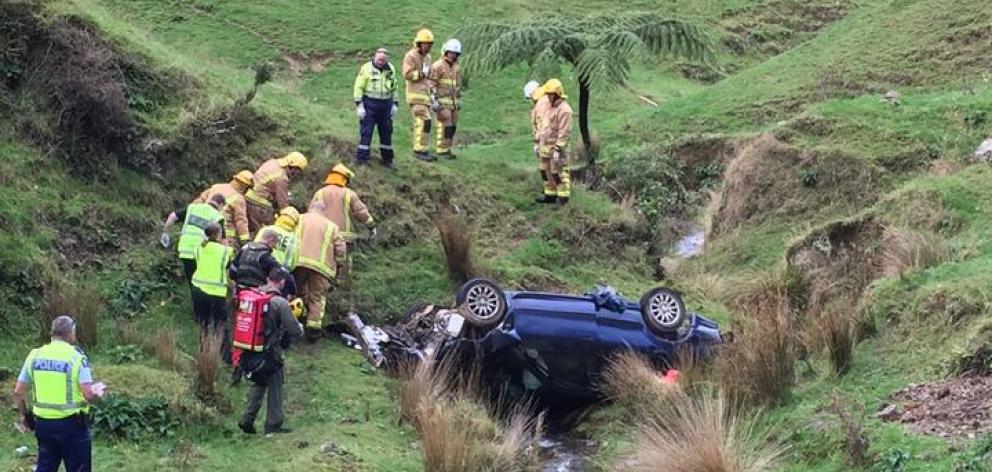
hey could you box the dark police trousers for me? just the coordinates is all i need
[356,97,394,164]
[241,365,285,431]
[190,286,233,365]
[35,415,91,472]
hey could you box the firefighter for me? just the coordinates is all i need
[431,39,463,159]
[237,267,303,435]
[403,28,436,162]
[254,206,301,270]
[536,79,573,204]
[309,164,375,304]
[191,222,234,364]
[245,152,308,233]
[353,48,398,168]
[161,193,227,283]
[13,315,106,472]
[191,170,254,247]
[524,80,551,200]
[293,211,346,337]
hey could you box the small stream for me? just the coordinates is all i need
[675,226,705,258]
[539,435,597,472]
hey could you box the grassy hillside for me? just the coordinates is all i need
[2,0,992,470]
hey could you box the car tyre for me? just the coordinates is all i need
[456,278,507,328]
[640,287,686,334]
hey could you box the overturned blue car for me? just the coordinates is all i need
[345,279,723,399]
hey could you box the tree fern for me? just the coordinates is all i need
[455,11,713,164]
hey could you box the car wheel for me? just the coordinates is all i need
[456,278,507,328]
[640,287,686,334]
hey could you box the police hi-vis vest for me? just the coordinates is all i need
[255,225,299,269]
[192,241,233,297]
[27,341,89,419]
[177,203,223,260]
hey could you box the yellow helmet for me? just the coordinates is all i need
[279,151,308,170]
[233,170,254,186]
[327,163,355,183]
[276,206,300,230]
[542,79,567,99]
[414,28,435,45]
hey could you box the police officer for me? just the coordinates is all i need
[13,315,105,472]
[353,48,398,168]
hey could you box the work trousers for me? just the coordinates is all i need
[294,267,332,329]
[35,416,91,472]
[191,286,233,365]
[246,201,274,235]
[357,97,394,164]
[435,108,458,155]
[181,258,196,285]
[409,103,432,153]
[539,146,571,198]
[241,365,285,432]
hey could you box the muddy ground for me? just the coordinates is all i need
[882,375,992,438]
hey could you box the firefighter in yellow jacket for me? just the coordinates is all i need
[192,170,254,247]
[430,39,463,159]
[293,211,346,335]
[536,79,573,204]
[309,164,375,282]
[245,152,308,233]
[524,81,552,200]
[403,28,436,162]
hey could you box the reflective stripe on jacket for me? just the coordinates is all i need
[246,159,289,210]
[255,224,299,269]
[308,185,373,242]
[431,59,461,109]
[195,183,249,243]
[177,203,223,260]
[27,341,88,419]
[402,48,432,105]
[353,61,397,102]
[192,241,233,297]
[296,212,346,280]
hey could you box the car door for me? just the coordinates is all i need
[511,293,600,391]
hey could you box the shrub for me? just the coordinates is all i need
[830,392,871,467]
[882,227,950,278]
[628,389,785,472]
[109,279,167,319]
[89,393,177,440]
[42,277,102,349]
[106,344,144,364]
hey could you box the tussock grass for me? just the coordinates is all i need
[435,212,476,285]
[805,302,857,375]
[154,328,182,370]
[882,226,950,278]
[717,269,798,408]
[397,356,542,472]
[43,277,102,348]
[602,352,784,472]
[195,329,223,400]
[829,392,871,467]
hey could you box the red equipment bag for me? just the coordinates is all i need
[232,289,273,354]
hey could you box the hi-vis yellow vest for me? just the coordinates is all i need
[177,203,222,260]
[254,225,299,269]
[192,241,233,297]
[27,341,88,419]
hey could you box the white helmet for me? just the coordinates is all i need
[523,81,540,100]
[443,38,462,54]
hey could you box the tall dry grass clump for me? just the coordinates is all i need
[829,392,871,467]
[398,356,543,472]
[629,391,785,472]
[195,329,223,400]
[435,212,476,284]
[881,226,949,278]
[717,270,798,408]
[600,351,682,417]
[155,328,182,370]
[43,278,102,348]
[805,302,857,375]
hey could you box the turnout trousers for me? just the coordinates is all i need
[357,97,395,164]
[435,108,458,155]
[35,416,91,472]
[246,200,274,236]
[409,103,432,153]
[294,267,333,329]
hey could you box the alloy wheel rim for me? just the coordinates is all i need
[467,285,501,319]
[649,292,682,327]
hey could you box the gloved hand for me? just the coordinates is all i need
[533,144,540,157]
[552,149,563,166]
[421,63,430,77]
[456,98,463,111]
[289,298,305,320]
[159,233,171,248]
[356,104,366,119]
[430,99,440,113]
[370,227,378,240]
[390,103,398,117]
